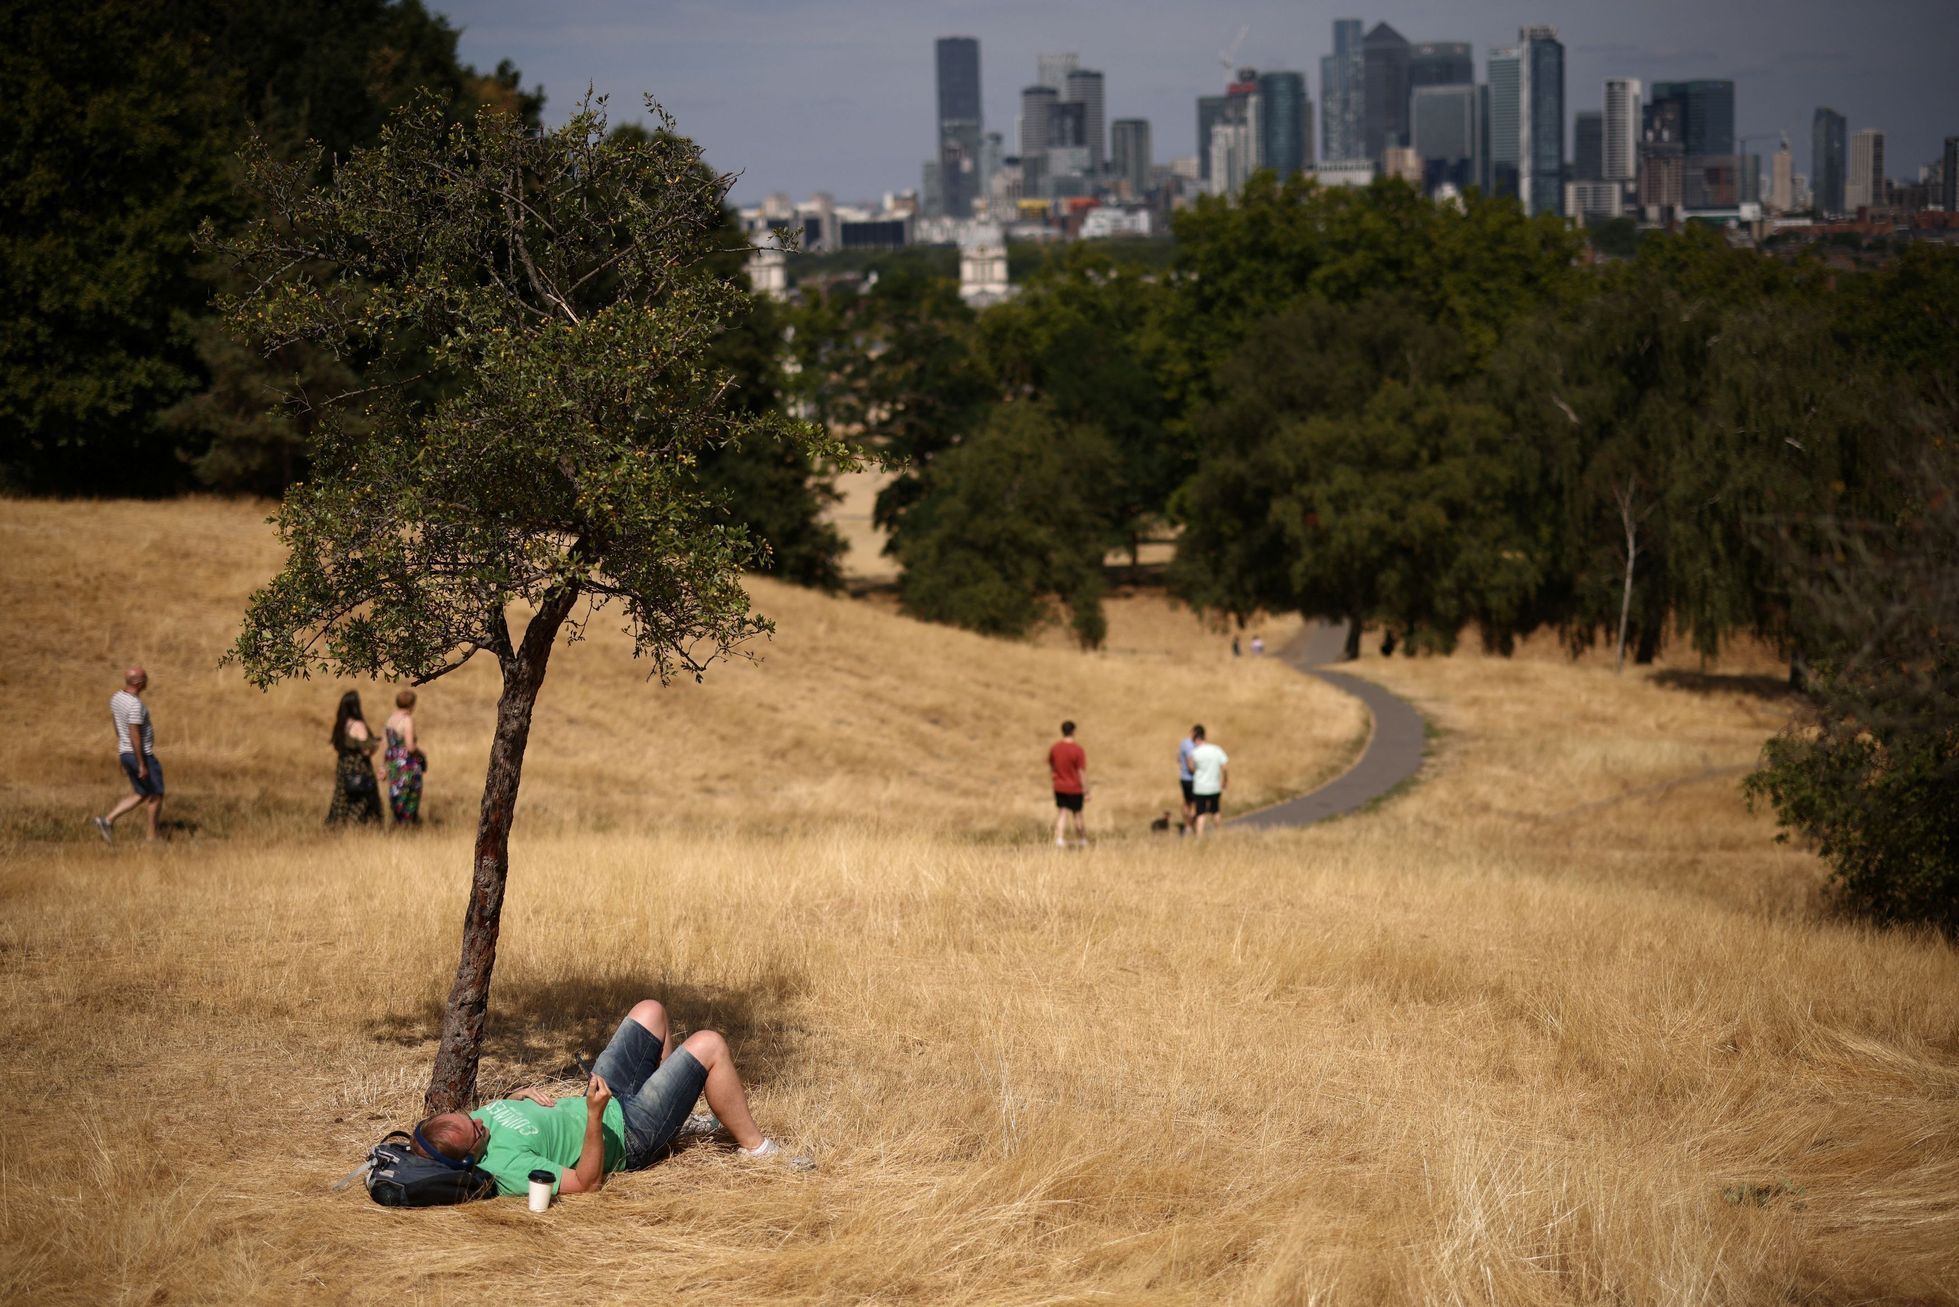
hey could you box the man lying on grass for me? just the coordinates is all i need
[409,998,809,1198]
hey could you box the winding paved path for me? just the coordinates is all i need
[1234,623,1429,830]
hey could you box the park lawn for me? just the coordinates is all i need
[1,498,1956,1304]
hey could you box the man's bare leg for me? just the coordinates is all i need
[624,998,674,1062]
[679,1030,763,1150]
[103,793,144,826]
[144,795,162,840]
[1071,809,1087,847]
[1053,808,1070,846]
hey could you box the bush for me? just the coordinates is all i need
[1745,444,1959,934]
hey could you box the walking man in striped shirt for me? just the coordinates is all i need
[93,666,163,843]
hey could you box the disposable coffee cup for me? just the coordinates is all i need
[527,1169,554,1213]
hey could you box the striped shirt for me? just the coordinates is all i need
[110,690,153,756]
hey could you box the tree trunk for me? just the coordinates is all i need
[1634,619,1661,665]
[1613,481,1640,675]
[1343,615,1363,661]
[424,586,580,1114]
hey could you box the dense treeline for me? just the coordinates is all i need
[3,0,843,588]
[779,175,1955,929]
[2,0,540,497]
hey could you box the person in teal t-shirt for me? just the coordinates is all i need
[409,997,809,1197]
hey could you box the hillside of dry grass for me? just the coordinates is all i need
[2,499,1956,1305]
[0,498,1357,843]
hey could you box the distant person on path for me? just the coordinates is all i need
[1250,634,1265,657]
[1176,724,1200,829]
[407,997,808,1198]
[1049,720,1088,848]
[1231,635,1241,657]
[326,691,383,826]
[1188,725,1230,838]
[91,666,163,843]
[383,689,426,826]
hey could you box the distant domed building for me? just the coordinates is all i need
[958,223,1012,307]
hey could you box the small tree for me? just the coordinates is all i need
[216,95,840,1111]
[1746,442,1959,934]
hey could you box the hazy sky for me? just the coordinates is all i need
[441,0,1958,205]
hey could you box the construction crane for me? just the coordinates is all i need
[1218,24,1248,76]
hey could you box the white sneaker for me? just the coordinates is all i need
[90,816,113,845]
[738,1138,816,1172]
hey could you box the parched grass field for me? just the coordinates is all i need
[2,499,1955,1305]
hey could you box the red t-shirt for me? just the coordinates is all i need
[1049,739,1086,794]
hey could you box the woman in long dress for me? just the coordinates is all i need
[326,690,383,826]
[383,689,426,826]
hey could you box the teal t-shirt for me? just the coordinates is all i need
[470,1096,628,1197]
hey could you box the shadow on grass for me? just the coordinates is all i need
[1650,669,1798,701]
[363,964,812,1096]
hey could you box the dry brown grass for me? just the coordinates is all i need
[0,498,1356,844]
[2,499,1956,1305]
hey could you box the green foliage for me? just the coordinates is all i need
[218,95,842,687]
[1746,443,1959,935]
[896,402,1116,647]
[0,2,236,494]
[782,268,990,542]
[1161,174,1583,422]
[978,245,1177,556]
[0,0,541,496]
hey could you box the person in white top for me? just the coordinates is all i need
[1187,724,1229,839]
[92,666,163,843]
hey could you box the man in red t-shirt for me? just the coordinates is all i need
[1048,720,1088,848]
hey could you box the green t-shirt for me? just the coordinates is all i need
[470,1096,628,1197]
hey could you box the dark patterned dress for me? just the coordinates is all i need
[384,726,424,825]
[326,734,383,825]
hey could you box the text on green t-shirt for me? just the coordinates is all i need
[470,1096,627,1197]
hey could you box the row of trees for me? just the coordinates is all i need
[4,0,845,588]
[780,174,1954,679]
[774,180,1955,932]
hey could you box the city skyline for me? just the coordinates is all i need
[440,0,1958,205]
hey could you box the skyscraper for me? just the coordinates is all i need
[1320,19,1364,163]
[1847,128,1885,210]
[1573,111,1603,181]
[1517,26,1564,217]
[1487,45,1521,200]
[1257,70,1310,178]
[1408,42,1473,93]
[1649,81,1733,156]
[1945,137,1959,213]
[1019,86,1056,155]
[1639,95,1685,210]
[1812,107,1847,215]
[934,37,982,218]
[1196,95,1226,185]
[1361,23,1411,161]
[1771,135,1794,212]
[1037,52,1078,93]
[1411,84,1480,194]
[1648,79,1736,209]
[1064,69,1106,174]
[1603,78,1642,184]
[1111,119,1152,197]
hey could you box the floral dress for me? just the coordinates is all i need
[326,734,383,825]
[384,726,425,824]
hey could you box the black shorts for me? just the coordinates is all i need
[1053,790,1083,812]
[1193,792,1221,816]
[1179,779,1195,803]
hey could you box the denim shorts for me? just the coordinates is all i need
[592,1017,709,1169]
[119,752,165,797]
